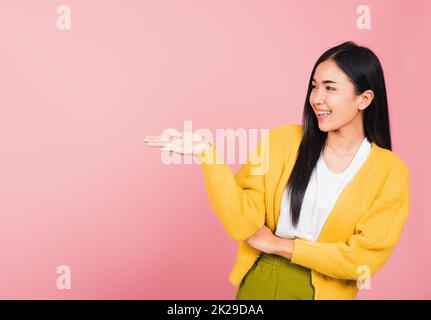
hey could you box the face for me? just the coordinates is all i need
[309,59,373,133]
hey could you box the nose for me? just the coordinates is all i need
[311,87,325,106]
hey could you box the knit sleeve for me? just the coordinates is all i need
[196,130,271,241]
[291,164,410,281]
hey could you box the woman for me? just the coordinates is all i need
[143,41,410,300]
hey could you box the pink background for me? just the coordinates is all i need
[0,0,429,299]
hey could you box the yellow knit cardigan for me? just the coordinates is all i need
[197,124,410,300]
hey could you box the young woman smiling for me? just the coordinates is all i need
[143,41,410,300]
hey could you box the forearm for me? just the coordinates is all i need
[272,237,295,260]
[198,143,266,241]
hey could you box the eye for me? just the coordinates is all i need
[326,86,336,91]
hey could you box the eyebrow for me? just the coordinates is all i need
[311,78,338,84]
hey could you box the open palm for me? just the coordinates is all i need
[142,129,211,156]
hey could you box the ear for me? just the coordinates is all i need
[358,90,374,110]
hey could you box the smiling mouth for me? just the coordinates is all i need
[316,110,332,121]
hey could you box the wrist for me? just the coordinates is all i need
[194,141,212,156]
[272,237,295,260]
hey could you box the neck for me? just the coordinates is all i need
[325,123,365,156]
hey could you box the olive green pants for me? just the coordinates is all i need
[235,253,315,300]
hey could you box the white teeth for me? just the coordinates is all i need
[317,111,331,115]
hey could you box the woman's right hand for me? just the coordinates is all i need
[142,129,212,156]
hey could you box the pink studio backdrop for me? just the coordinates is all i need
[0,0,429,299]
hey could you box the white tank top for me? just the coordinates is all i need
[275,137,372,242]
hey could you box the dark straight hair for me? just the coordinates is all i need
[287,41,392,227]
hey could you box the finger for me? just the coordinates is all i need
[142,136,170,142]
[165,128,182,137]
[159,142,176,152]
[142,139,162,144]
[161,129,182,139]
[145,141,169,147]
[170,144,187,154]
[159,146,173,152]
[160,144,187,155]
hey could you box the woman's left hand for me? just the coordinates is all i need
[245,225,279,254]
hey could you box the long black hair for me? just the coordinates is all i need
[287,41,391,227]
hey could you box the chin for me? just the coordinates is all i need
[317,122,331,132]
